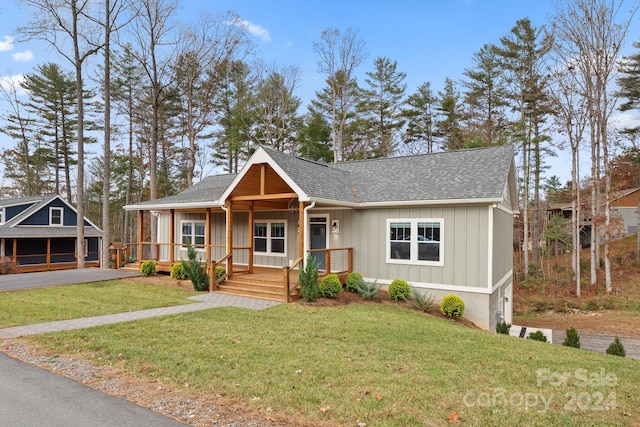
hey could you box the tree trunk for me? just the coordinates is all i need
[101,0,112,269]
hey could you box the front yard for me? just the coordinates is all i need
[5,293,638,426]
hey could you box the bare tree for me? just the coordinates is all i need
[128,0,179,254]
[553,0,637,291]
[548,62,589,296]
[18,0,104,268]
[174,11,250,187]
[313,27,367,162]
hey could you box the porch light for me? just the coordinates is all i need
[332,220,339,234]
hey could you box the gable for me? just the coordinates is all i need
[5,203,36,221]
[19,198,79,226]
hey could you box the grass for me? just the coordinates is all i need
[27,303,640,426]
[0,281,198,328]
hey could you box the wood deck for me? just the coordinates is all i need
[217,266,300,302]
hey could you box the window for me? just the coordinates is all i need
[181,221,206,247]
[50,207,63,226]
[387,218,443,265]
[254,220,287,256]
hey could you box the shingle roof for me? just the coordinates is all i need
[0,195,47,207]
[127,174,236,209]
[330,145,513,203]
[127,145,514,209]
[260,147,355,203]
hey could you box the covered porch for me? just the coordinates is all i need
[121,161,353,302]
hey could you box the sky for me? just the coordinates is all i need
[1,0,640,186]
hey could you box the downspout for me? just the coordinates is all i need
[303,201,316,259]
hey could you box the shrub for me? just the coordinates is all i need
[299,255,320,302]
[528,330,548,342]
[440,294,465,318]
[170,263,188,280]
[357,280,381,300]
[388,279,411,301]
[407,287,434,312]
[140,260,156,277]
[563,327,581,348]
[345,272,363,293]
[606,337,626,357]
[496,320,511,335]
[180,244,209,291]
[0,256,19,275]
[319,274,342,298]
[214,266,226,280]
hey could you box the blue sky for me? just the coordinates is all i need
[1,1,640,185]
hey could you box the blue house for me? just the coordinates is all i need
[0,194,102,272]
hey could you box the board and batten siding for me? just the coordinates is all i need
[347,205,490,288]
[492,208,514,284]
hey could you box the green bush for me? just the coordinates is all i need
[562,327,581,348]
[496,320,511,335]
[606,337,626,357]
[407,287,434,312]
[214,266,226,280]
[170,263,188,280]
[357,280,381,300]
[345,272,363,293]
[180,244,209,291]
[388,279,411,301]
[140,260,156,277]
[319,274,342,298]
[528,330,548,342]
[299,255,320,302]
[440,294,465,318]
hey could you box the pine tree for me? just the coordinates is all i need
[436,78,467,151]
[562,326,581,348]
[401,81,439,154]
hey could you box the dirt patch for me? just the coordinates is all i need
[514,236,640,337]
[121,273,196,291]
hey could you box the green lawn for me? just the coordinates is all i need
[27,303,639,426]
[0,281,198,328]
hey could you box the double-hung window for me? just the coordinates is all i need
[254,220,286,256]
[387,218,443,265]
[50,207,63,226]
[181,221,206,247]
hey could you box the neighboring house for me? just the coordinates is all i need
[124,145,518,331]
[547,187,640,247]
[0,195,102,272]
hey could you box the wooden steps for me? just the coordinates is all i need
[216,278,288,302]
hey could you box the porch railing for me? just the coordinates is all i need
[116,242,226,268]
[283,256,303,303]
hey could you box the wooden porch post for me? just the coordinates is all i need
[137,210,143,261]
[226,201,233,276]
[248,202,254,273]
[205,208,211,262]
[47,238,51,270]
[169,209,175,266]
[12,239,17,264]
[298,201,305,264]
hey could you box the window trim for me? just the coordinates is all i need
[180,220,206,249]
[254,219,288,257]
[386,218,444,266]
[0,207,4,224]
[49,207,64,226]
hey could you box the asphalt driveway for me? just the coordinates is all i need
[0,353,185,426]
[0,268,140,292]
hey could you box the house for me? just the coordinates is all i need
[547,187,640,247]
[0,194,102,272]
[124,145,518,331]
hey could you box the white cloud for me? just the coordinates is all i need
[0,35,14,52]
[0,74,27,95]
[233,18,271,43]
[12,50,33,62]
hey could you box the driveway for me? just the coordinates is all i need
[0,268,140,292]
[0,353,184,426]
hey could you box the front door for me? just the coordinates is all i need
[310,217,327,270]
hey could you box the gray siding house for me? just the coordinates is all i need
[125,145,518,331]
